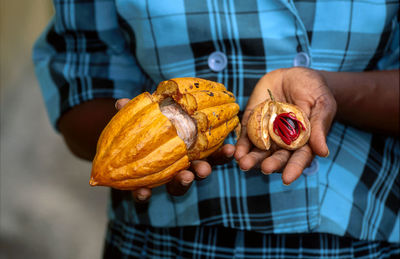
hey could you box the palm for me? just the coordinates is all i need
[235,67,337,184]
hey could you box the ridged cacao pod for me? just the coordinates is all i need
[90,78,240,190]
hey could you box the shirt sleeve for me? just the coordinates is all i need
[376,14,399,70]
[32,0,152,130]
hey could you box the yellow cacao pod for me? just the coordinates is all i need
[90,78,239,190]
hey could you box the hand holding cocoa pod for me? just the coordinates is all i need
[114,99,236,201]
[235,68,337,185]
[90,78,240,192]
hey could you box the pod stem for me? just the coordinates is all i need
[267,89,275,102]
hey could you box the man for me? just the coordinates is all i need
[34,0,399,257]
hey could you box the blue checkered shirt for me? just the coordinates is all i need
[33,0,399,244]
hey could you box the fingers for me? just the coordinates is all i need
[238,148,271,171]
[234,77,275,161]
[132,188,152,203]
[131,146,217,199]
[234,111,253,160]
[166,160,212,196]
[190,160,212,179]
[260,149,291,175]
[234,133,252,161]
[281,145,314,185]
[115,98,130,110]
[166,170,195,196]
[309,94,337,157]
[134,169,197,199]
[259,145,313,185]
[207,144,235,166]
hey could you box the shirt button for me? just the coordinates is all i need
[208,51,227,72]
[303,159,319,176]
[293,52,310,67]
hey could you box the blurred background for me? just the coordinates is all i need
[1,1,109,258]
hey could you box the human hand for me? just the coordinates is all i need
[235,67,337,185]
[115,98,235,202]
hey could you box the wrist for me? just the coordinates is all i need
[313,69,399,135]
[315,70,337,97]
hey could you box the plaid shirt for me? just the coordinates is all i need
[103,223,400,258]
[34,0,399,246]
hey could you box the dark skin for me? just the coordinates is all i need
[319,69,399,135]
[235,68,399,185]
[59,98,118,161]
[59,68,399,201]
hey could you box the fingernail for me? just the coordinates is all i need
[137,194,148,201]
[324,149,330,158]
[181,180,192,186]
[197,174,207,179]
[261,170,271,175]
[240,167,249,172]
[115,101,120,110]
[283,182,290,186]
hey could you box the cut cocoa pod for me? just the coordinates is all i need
[247,90,311,151]
[90,78,239,190]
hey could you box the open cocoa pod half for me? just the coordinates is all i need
[90,78,240,190]
[247,90,311,151]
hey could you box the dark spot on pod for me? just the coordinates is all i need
[222,90,234,98]
[209,127,212,136]
[189,85,193,89]
[194,83,199,88]
[212,112,216,116]
[208,92,214,97]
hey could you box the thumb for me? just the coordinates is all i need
[308,95,337,157]
[234,109,253,160]
[115,98,131,110]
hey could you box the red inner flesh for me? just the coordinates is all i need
[273,112,305,145]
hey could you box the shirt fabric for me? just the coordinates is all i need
[103,222,400,258]
[33,0,400,248]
